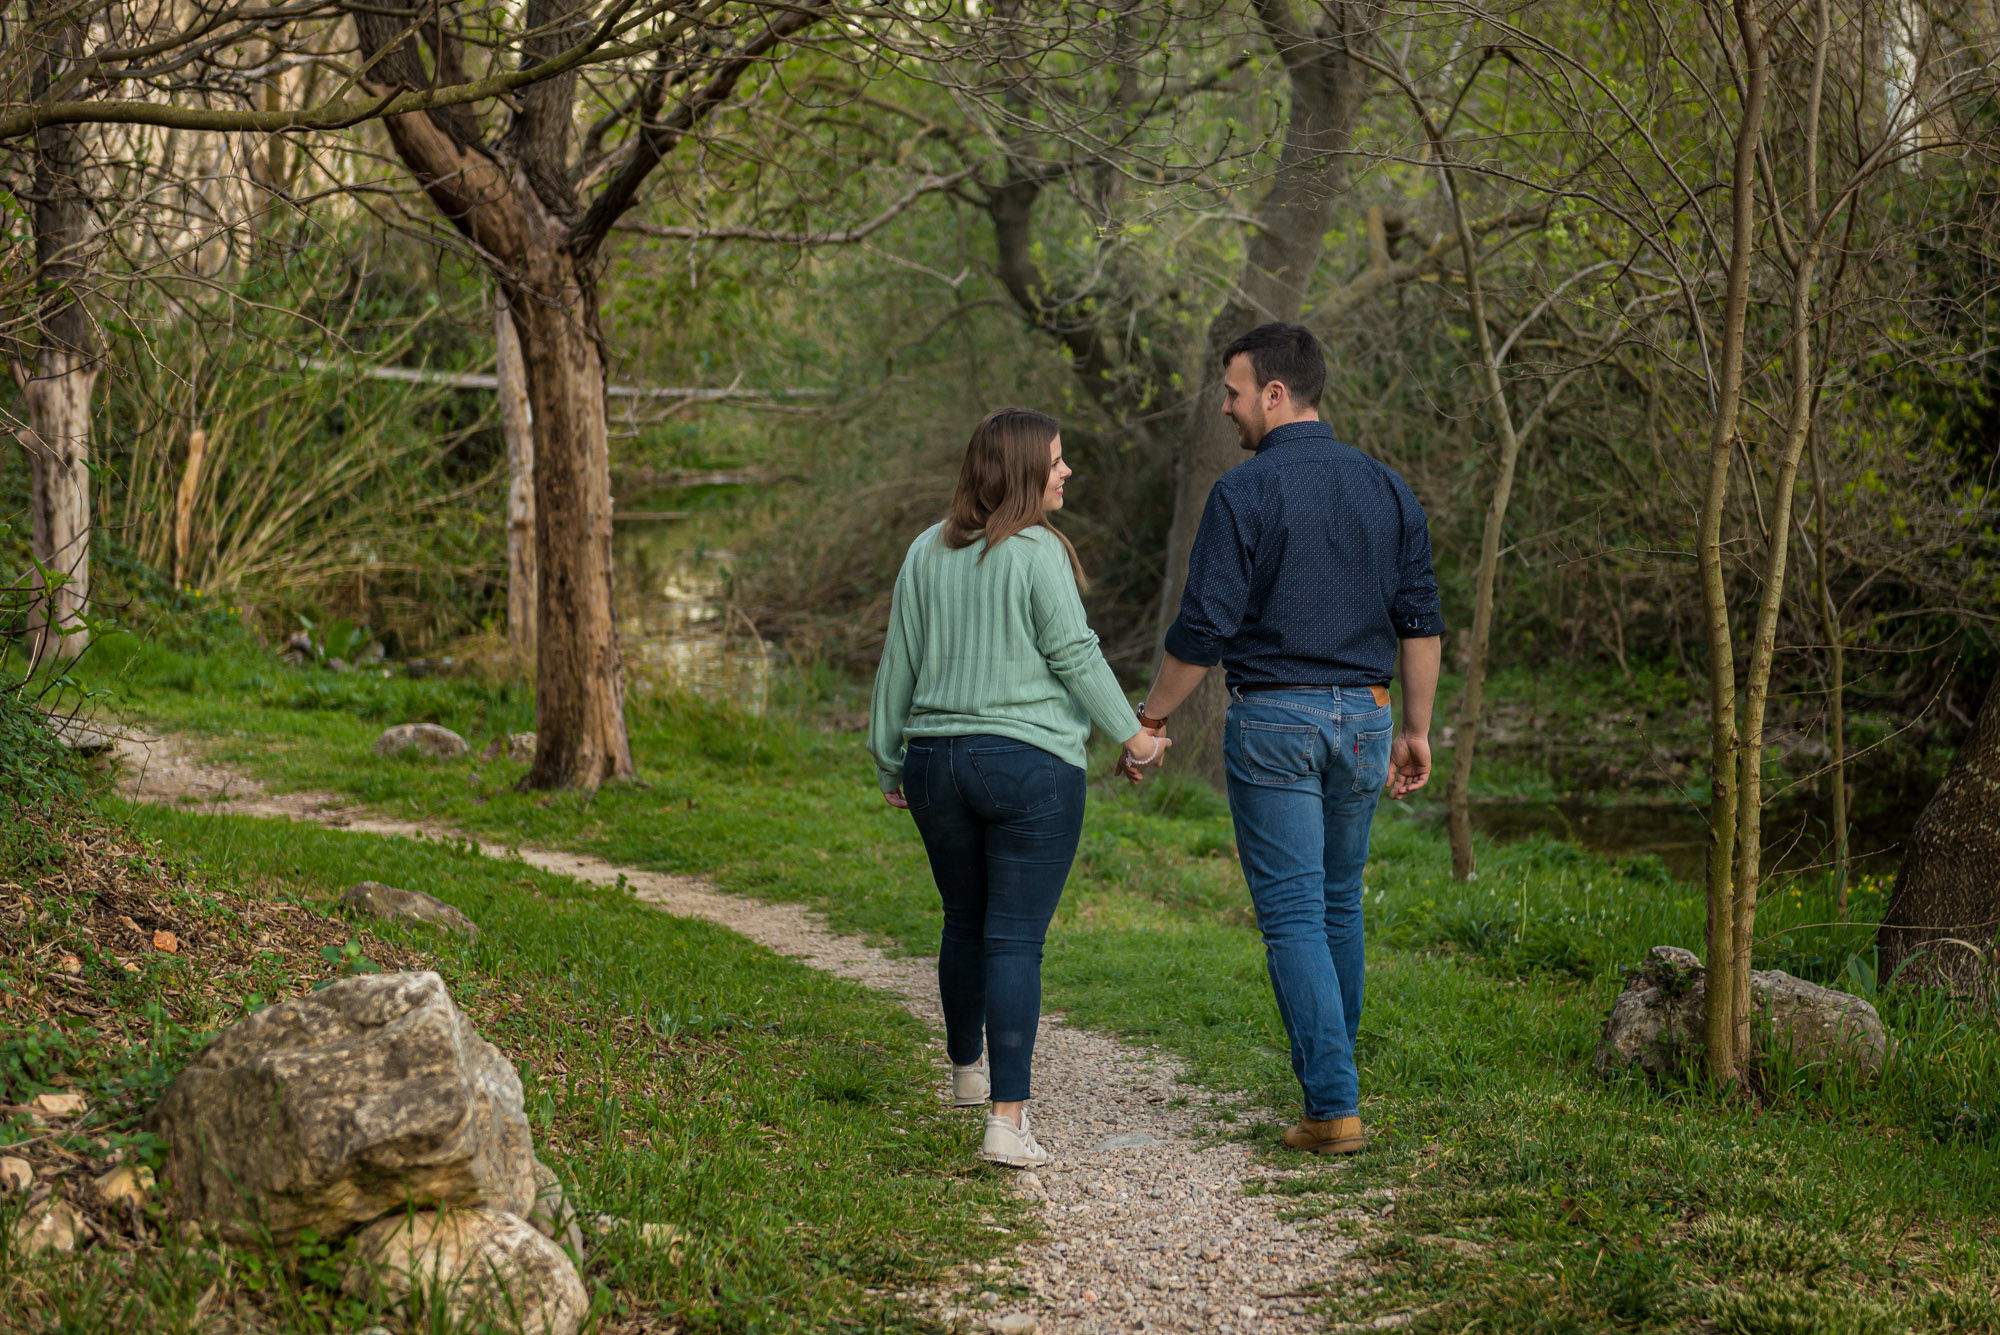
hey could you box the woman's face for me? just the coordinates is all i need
[1042,434,1072,512]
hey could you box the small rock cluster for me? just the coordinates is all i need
[149,971,590,1335]
[4,1092,150,1257]
[1596,945,1890,1080]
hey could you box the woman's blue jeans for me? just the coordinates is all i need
[904,734,1085,1104]
[1224,687,1393,1121]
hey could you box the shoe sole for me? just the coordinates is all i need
[979,1149,1050,1168]
[953,1097,988,1108]
[1302,1138,1366,1155]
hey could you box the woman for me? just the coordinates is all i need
[869,407,1167,1168]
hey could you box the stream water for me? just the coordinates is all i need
[1436,793,1914,883]
[614,516,769,712]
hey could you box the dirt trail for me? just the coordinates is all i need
[115,732,1383,1334]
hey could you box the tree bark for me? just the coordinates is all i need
[20,351,93,663]
[173,428,209,587]
[18,2,97,664]
[497,291,538,662]
[1158,0,1368,785]
[1878,676,2000,993]
[1697,0,1773,1085]
[509,256,633,789]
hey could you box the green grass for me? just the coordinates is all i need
[2,797,1023,1333]
[53,631,2000,1331]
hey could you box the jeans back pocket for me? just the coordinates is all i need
[1352,727,1393,794]
[1233,718,1321,786]
[968,743,1058,813]
[902,741,935,811]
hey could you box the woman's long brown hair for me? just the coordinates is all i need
[939,406,1087,587]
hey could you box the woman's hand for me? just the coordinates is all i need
[884,788,911,810]
[1118,729,1170,784]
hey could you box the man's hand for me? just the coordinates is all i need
[1387,731,1431,799]
[884,788,910,810]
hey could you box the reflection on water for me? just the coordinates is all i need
[1449,794,1912,883]
[615,517,769,712]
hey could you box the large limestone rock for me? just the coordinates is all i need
[342,1207,587,1335]
[1595,946,1890,1080]
[374,723,468,760]
[344,881,480,941]
[151,971,535,1243]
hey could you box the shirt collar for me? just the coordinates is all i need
[1253,418,1335,454]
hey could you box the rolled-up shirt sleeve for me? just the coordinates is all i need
[1163,486,1252,666]
[1392,480,1445,639]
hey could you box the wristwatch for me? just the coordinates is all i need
[1136,705,1169,730]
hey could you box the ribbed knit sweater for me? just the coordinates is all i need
[869,522,1140,792]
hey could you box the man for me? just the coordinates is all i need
[1133,322,1442,1154]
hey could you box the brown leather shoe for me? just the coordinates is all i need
[1281,1116,1365,1154]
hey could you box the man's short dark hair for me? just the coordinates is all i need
[1221,322,1325,408]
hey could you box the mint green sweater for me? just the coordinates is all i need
[869,522,1140,792]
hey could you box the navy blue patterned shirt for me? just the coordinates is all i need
[1163,420,1444,688]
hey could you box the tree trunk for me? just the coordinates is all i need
[1697,0,1773,1086]
[497,291,538,662]
[1877,675,2000,995]
[1158,0,1367,786]
[20,350,94,663]
[18,0,97,665]
[365,81,632,791]
[1432,141,1523,885]
[509,253,633,791]
[173,427,209,587]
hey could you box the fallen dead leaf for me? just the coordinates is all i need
[152,930,179,954]
[58,953,82,974]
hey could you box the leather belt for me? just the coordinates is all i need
[1236,683,1391,707]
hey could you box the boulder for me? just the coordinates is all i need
[527,1158,585,1259]
[373,724,468,760]
[151,971,535,1244]
[343,881,480,942]
[342,1207,587,1335]
[1595,946,1889,1080]
[480,733,537,764]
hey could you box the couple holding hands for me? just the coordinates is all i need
[869,323,1444,1167]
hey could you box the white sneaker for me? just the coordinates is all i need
[952,1060,990,1108]
[980,1110,1050,1167]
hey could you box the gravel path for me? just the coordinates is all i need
[114,731,1383,1333]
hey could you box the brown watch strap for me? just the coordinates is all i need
[1137,709,1169,730]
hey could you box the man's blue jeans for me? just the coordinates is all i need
[1224,687,1393,1121]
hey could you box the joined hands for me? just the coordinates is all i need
[1117,723,1171,784]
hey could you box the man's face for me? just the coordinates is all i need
[1220,353,1275,450]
